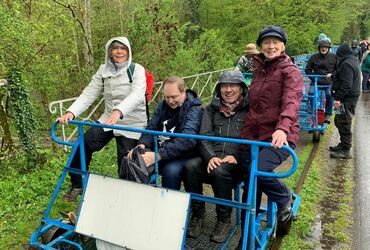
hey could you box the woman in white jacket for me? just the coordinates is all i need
[58,37,147,200]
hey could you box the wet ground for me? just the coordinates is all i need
[305,92,370,250]
[353,93,370,249]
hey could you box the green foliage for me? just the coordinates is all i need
[8,68,38,161]
[0,149,64,248]
[0,143,118,249]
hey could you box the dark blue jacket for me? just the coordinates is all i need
[138,89,203,160]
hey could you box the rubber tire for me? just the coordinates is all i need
[276,216,292,236]
[42,226,67,244]
[312,131,320,142]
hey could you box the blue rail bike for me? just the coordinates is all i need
[30,120,301,250]
[299,74,331,142]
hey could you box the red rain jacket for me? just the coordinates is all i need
[241,53,303,145]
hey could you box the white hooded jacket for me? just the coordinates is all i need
[67,37,147,139]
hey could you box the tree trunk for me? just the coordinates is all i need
[0,90,14,154]
[83,0,94,68]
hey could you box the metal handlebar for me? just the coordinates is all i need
[51,120,299,179]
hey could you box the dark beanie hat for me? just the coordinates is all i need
[256,25,287,46]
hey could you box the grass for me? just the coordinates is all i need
[281,124,353,249]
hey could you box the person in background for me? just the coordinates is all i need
[330,43,361,159]
[234,43,259,73]
[128,76,203,190]
[184,70,248,243]
[351,39,363,62]
[305,33,337,123]
[236,25,303,250]
[360,42,370,93]
[57,37,147,201]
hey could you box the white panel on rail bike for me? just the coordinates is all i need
[75,174,190,250]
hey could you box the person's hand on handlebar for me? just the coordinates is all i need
[57,112,75,125]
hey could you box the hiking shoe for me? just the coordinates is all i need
[329,144,345,152]
[324,114,331,124]
[278,192,292,222]
[186,213,204,238]
[210,219,232,243]
[63,187,82,201]
[330,149,351,159]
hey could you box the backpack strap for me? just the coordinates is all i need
[127,63,151,122]
[127,63,136,83]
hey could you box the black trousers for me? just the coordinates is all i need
[69,126,137,188]
[238,144,293,239]
[183,156,243,221]
[240,145,293,210]
[334,103,356,149]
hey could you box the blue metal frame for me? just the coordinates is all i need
[299,74,331,135]
[30,120,300,250]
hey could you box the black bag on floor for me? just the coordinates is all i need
[119,147,154,184]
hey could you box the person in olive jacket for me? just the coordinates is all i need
[330,43,361,159]
[184,71,248,243]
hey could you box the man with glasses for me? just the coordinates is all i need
[128,76,203,190]
[183,71,249,243]
[305,33,337,123]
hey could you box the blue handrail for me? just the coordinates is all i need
[52,120,298,179]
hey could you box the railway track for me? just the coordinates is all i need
[269,141,320,249]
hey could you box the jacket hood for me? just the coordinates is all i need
[105,37,132,65]
[336,43,354,65]
[211,83,248,111]
[184,89,202,107]
[336,43,352,59]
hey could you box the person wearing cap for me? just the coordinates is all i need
[57,37,147,201]
[236,25,303,250]
[183,70,249,242]
[234,43,260,73]
[305,33,337,123]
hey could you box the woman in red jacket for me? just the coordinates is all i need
[237,25,303,249]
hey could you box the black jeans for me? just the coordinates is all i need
[183,156,243,221]
[334,103,356,149]
[69,126,137,188]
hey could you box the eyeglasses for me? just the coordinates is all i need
[164,94,182,102]
[220,83,240,90]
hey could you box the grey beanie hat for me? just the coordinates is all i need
[218,70,245,84]
[317,33,331,47]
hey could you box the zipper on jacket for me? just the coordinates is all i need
[221,117,231,158]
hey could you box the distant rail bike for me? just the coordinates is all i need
[299,74,330,142]
[30,121,300,250]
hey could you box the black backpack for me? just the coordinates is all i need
[118,147,154,184]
